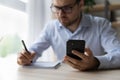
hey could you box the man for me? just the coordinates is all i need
[17,0,120,71]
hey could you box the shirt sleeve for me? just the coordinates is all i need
[95,19,120,69]
[28,23,51,62]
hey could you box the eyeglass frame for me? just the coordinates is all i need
[50,1,79,14]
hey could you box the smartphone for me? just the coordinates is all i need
[66,40,85,60]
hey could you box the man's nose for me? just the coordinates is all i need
[58,9,65,16]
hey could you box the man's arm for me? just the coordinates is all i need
[96,49,120,69]
[28,23,52,62]
[96,19,120,69]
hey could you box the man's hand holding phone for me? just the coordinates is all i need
[64,40,100,71]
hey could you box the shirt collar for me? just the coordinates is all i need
[80,14,92,28]
[58,21,63,29]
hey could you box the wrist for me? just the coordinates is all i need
[94,57,100,70]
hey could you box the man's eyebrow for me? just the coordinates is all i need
[53,3,74,8]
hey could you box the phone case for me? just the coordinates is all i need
[67,40,85,60]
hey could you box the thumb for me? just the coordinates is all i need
[85,48,93,57]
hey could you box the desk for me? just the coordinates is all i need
[0,56,120,80]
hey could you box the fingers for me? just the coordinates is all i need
[64,56,84,71]
[31,52,36,59]
[64,58,80,70]
[17,58,31,65]
[64,56,79,69]
[72,50,86,60]
[17,50,36,65]
[85,48,93,57]
[72,48,93,60]
[65,56,81,65]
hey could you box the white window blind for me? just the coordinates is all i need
[0,0,28,57]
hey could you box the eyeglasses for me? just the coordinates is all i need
[50,2,78,14]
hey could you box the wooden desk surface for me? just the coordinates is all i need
[0,56,120,80]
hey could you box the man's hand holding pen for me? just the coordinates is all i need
[17,40,36,65]
[17,50,35,65]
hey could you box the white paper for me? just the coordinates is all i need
[23,61,61,69]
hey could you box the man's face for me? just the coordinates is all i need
[51,0,83,27]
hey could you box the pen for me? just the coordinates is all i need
[21,40,30,54]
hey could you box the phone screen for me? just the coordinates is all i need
[66,40,85,60]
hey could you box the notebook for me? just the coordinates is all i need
[23,61,61,69]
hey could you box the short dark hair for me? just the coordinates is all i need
[76,0,81,4]
[76,0,81,2]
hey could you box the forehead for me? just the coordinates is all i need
[52,0,76,6]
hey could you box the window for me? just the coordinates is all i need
[0,2,28,57]
[0,0,56,62]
